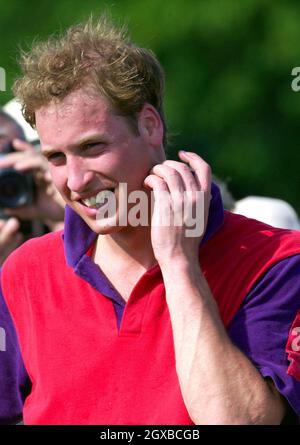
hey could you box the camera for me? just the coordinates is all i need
[0,142,35,208]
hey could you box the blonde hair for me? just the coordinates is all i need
[13,16,167,145]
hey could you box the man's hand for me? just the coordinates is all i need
[144,151,286,424]
[0,218,23,266]
[0,139,65,229]
[143,151,211,266]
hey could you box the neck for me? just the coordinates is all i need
[94,225,157,271]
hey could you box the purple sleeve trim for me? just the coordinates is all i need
[228,254,300,422]
[0,269,31,424]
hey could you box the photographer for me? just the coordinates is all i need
[0,109,65,264]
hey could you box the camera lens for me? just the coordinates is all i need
[0,169,30,207]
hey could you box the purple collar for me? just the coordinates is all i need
[63,182,224,268]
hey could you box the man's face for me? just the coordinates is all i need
[36,88,164,233]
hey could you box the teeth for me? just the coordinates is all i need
[82,189,113,208]
[96,189,113,204]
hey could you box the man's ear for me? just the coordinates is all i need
[137,103,164,147]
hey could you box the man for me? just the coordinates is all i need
[1,17,300,425]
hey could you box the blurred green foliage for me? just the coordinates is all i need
[0,0,300,211]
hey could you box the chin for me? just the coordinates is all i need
[88,218,125,235]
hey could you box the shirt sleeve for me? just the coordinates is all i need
[228,254,300,423]
[0,268,31,424]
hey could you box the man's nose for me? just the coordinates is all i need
[66,157,93,192]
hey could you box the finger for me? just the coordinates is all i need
[0,150,40,170]
[178,151,212,226]
[0,217,21,244]
[15,155,48,172]
[143,173,169,192]
[162,160,198,193]
[143,174,172,225]
[150,164,186,195]
[149,165,187,218]
[178,151,212,196]
[12,139,36,152]
[143,174,170,209]
[0,152,24,169]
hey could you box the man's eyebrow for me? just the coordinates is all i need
[41,147,59,157]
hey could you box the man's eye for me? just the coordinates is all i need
[82,143,105,155]
[85,143,100,149]
[47,152,65,164]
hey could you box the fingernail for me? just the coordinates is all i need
[180,150,193,156]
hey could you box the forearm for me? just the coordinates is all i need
[161,260,286,425]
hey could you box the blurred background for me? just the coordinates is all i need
[0,0,300,212]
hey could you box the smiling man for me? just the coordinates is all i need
[35,88,164,236]
[1,17,300,425]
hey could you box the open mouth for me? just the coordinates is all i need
[80,188,115,209]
